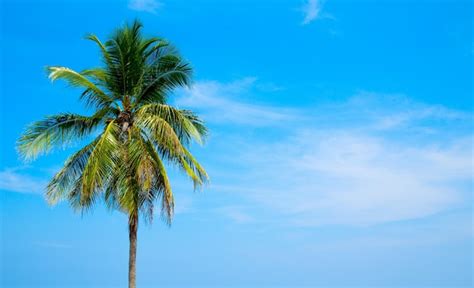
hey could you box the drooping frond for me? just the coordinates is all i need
[139,131,174,224]
[134,112,185,159]
[80,121,120,207]
[135,106,209,192]
[81,68,108,83]
[46,138,99,205]
[137,104,207,144]
[104,126,175,224]
[47,66,113,108]
[17,109,110,160]
[179,146,209,189]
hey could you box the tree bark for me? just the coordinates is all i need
[128,213,138,288]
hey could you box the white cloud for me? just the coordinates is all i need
[128,0,162,14]
[302,0,322,25]
[343,92,470,130]
[239,132,471,227]
[176,78,298,126]
[0,167,47,194]
[198,87,473,226]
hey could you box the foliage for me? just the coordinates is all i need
[18,20,208,224]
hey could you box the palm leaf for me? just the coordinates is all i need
[80,121,120,206]
[47,66,113,107]
[138,103,207,144]
[17,109,109,160]
[46,138,99,205]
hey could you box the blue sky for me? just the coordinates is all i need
[0,0,472,287]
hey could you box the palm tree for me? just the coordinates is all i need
[17,20,208,288]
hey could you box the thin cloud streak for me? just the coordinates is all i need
[0,168,47,194]
[302,0,322,25]
[176,78,299,126]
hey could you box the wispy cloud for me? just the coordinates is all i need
[194,84,473,227]
[176,78,297,126]
[234,132,471,227]
[343,92,470,131]
[128,0,162,14]
[301,0,322,25]
[0,167,47,194]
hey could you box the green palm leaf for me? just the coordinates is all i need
[138,103,207,144]
[47,66,113,107]
[17,109,109,160]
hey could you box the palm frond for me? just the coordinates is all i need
[104,20,146,99]
[135,55,192,106]
[140,132,174,224]
[47,66,113,108]
[80,121,120,206]
[138,104,207,144]
[134,113,184,159]
[46,138,99,205]
[81,67,108,83]
[179,146,209,189]
[85,34,111,64]
[17,110,109,160]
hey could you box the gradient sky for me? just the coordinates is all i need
[0,0,472,287]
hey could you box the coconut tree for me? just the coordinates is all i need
[17,20,208,288]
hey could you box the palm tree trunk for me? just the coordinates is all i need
[128,213,138,288]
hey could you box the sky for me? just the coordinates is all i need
[0,0,472,287]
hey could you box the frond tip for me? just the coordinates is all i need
[17,113,105,160]
[46,66,113,108]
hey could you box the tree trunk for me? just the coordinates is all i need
[128,213,138,288]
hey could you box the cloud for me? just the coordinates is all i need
[176,78,298,126]
[0,167,47,194]
[342,92,470,131]
[128,0,162,14]
[237,132,471,227]
[302,0,322,25]
[197,86,472,226]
